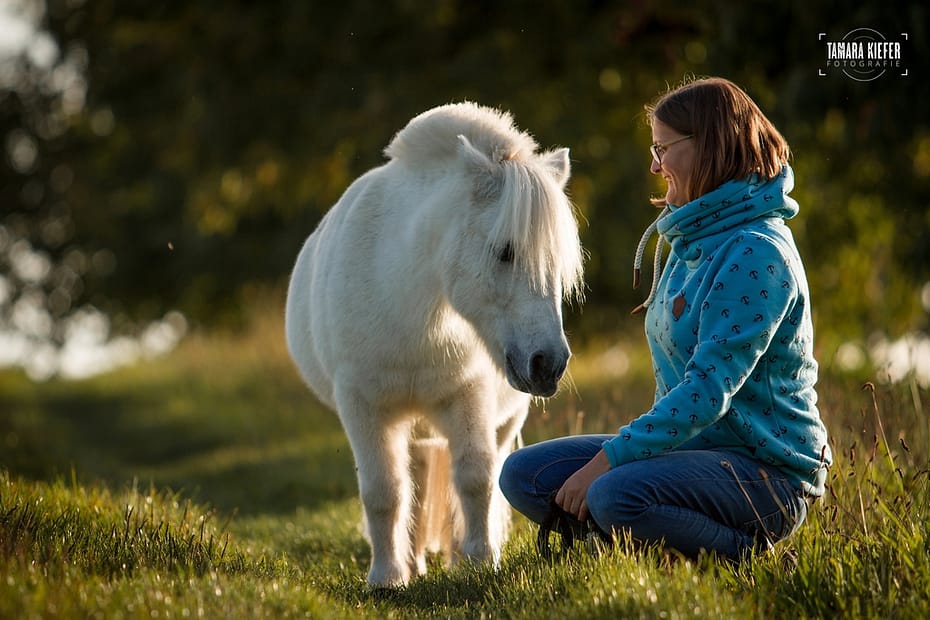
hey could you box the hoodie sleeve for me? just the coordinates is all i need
[603,230,800,467]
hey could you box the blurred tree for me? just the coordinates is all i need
[1,0,927,364]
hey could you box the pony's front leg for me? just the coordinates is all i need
[337,392,414,587]
[490,392,531,544]
[434,392,502,565]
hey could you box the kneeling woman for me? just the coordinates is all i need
[500,77,832,561]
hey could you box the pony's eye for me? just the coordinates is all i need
[497,243,514,264]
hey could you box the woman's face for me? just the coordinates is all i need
[650,119,696,207]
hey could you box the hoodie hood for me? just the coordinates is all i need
[633,165,798,312]
[659,165,798,259]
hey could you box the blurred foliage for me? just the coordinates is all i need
[1,0,928,354]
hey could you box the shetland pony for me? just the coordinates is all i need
[285,102,583,586]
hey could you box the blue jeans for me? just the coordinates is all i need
[500,435,808,560]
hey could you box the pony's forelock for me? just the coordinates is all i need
[486,158,584,301]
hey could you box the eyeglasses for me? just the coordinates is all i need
[650,134,693,165]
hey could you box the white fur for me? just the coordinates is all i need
[285,102,583,587]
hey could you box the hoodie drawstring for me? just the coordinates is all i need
[631,207,669,315]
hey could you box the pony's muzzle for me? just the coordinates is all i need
[506,345,570,398]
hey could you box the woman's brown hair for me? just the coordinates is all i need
[646,77,790,205]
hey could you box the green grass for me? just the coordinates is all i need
[1,307,928,618]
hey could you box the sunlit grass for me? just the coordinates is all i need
[1,303,928,618]
[0,472,235,578]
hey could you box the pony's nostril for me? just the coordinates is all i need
[530,351,556,382]
[530,348,569,387]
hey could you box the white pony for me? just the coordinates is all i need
[285,102,584,587]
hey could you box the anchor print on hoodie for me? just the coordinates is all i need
[603,166,832,496]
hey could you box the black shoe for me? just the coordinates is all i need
[536,494,610,560]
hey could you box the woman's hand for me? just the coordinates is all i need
[555,449,611,521]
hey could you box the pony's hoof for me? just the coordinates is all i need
[366,565,410,589]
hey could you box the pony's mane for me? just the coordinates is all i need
[386,102,584,301]
[384,102,539,165]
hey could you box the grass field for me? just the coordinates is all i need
[1,306,928,618]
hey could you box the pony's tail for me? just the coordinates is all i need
[410,435,459,562]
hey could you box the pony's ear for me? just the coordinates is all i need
[457,134,502,203]
[457,134,495,176]
[543,148,571,188]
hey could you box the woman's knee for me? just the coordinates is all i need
[585,472,648,530]
[498,448,530,501]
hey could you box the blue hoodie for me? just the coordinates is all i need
[603,166,832,496]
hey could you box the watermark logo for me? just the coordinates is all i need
[819,28,908,81]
